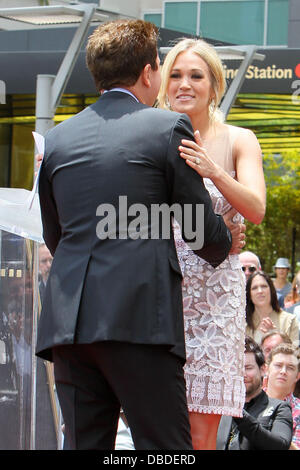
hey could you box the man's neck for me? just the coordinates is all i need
[245,387,262,403]
[266,384,287,401]
[274,278,288,289]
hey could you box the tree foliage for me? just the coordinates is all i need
[244,150,300,275]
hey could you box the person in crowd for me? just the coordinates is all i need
[261,330,300,399]
[261,330,293,361]
[265,343,300,449]
[260,330,293,390]
[246,271,299,347]
[38,243,53,302]
[216,336,293,450]
[239,250,261,281]
[285,270,300,315]
[273,257,292,303]
[35,19,239,450]
[157,37,266,449]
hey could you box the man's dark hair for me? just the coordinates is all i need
[86,19,159,91]
[245,336,265,368]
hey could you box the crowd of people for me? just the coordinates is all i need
[217,337,297,450]
[32,18,300,451]
[37,245,300,451]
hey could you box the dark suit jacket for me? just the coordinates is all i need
[216,390,293,450]
[36,91,232,362]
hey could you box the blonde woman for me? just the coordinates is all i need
[158,39,266,449]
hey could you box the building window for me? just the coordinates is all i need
[144,12,162,27]
[200,0,265,45]
[163,1,199,35]
[267,0,289,46]
[162,0,289,46]
[0,94,97,190]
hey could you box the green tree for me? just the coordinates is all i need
[244,150,300,275]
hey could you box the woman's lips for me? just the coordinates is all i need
[176,94,194,101]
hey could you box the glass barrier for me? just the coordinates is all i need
[0,229,61,449]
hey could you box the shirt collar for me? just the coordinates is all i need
[102,88,139,102]
[244,389,265,410]
[284,392,295,402]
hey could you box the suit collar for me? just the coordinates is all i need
[102,88,139,102]
[216,415,233,450]
[98,90,141,105]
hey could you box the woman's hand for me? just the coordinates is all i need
[36,153,43,169]
[179,130,219,179]
[35,153,43,177]
[259,317,276,334]
[180,127,266,225]
[223,208,246,255]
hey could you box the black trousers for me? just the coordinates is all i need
[53,341,193,450]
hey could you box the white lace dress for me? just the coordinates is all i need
[174,125,246,417]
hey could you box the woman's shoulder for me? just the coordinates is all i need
[225,125,261,162]
[278,309,299,326]
[224,124,257,140]
[216,124,257,147]
[279,308,296,317]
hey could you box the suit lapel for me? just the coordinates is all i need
[216,415,233,450]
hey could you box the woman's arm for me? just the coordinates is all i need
[179,128,266,224]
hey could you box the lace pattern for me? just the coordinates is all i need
[174,175,246,417]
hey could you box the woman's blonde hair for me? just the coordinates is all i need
[157,38,226,123]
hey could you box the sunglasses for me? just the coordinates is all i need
[242,266,256,273]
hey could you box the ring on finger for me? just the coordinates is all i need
[195,157,200,165]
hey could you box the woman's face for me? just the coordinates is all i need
[250,275,272,308]
[167,49,213,120]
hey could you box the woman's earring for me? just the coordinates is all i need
[209,98,215,118]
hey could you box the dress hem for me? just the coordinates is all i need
[187,405,243,418]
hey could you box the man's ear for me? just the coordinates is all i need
[261,363,268,378]
[141,64,152,88]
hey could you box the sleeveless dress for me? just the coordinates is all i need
[174,125,246,417]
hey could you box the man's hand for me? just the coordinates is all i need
[223,208,246,255]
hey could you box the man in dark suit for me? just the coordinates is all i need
[216,337,293,450]
[36,19,240,450]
